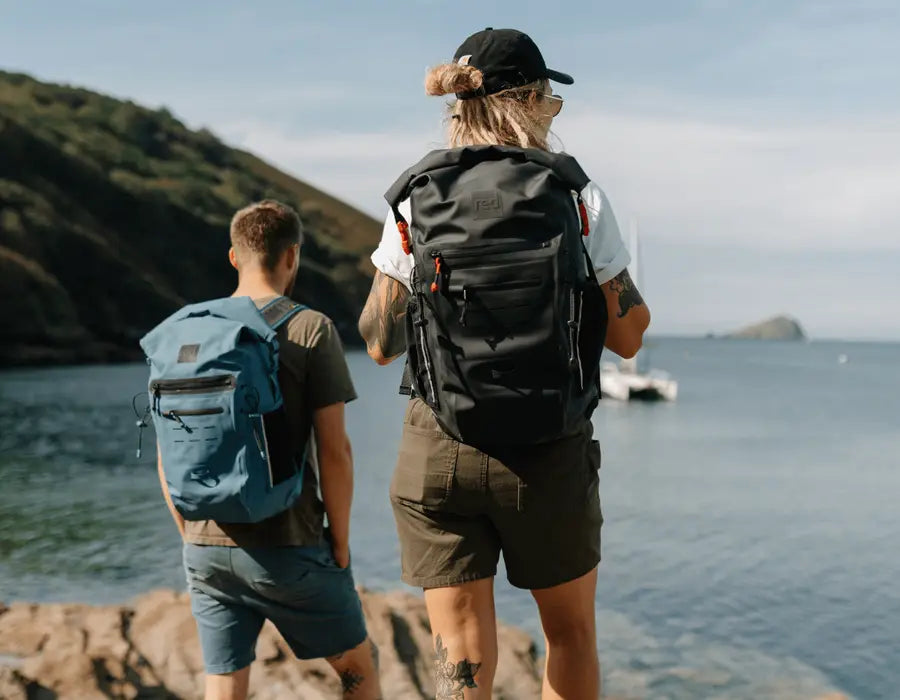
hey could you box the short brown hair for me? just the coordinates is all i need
[230,199,303,271]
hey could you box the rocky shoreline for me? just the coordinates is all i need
[0,588,852,699]
[0,588,541,700]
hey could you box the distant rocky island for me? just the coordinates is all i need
[0,70,381,367]
[725,315,807,341]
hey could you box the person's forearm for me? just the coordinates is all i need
[318,441,354,550]
[358,271,408,365]
[602,269,650,358]
[157,448,185,538]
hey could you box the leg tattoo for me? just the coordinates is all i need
[434,634,481,700]
[340,669,364,695]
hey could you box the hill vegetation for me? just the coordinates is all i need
[0,70,381,366]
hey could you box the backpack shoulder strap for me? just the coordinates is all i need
[259,296,307,330]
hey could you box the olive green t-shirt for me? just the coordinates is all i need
[183,298,357,547]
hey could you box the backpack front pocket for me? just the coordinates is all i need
[152,375,240,507]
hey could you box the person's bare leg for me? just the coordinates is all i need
[204,666,251,700]
[326,637,383,699]
[424,577,497,699]
[531,567,600,700]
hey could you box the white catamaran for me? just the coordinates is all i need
[599,218,678,402]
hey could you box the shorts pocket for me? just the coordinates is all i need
[251,567,313,591]
[246,551,324,606]
[182,544,219,585]
[586,440,602,510]
[517,435,595,513]
[390,419,458,508]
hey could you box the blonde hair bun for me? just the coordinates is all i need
[425,63,484,97]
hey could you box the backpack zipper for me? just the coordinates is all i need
[432,239,549,263]
[151,375,235,415]
[562,288,586,390]
[575,290,584,390]
[161,407,225,434]
[462,277,541,292]
[456,278,542,326]
[412,298,439,407]
[151,374,235,395]
[165,407,225,417]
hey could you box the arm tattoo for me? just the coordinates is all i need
[434,634,481,700]
[370,638,380,670]
[358,271,409,361]
[607,269,644,318]
[339,669,364,694]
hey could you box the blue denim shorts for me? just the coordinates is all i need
[183,542,367,675]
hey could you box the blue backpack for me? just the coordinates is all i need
[139,296,306,523]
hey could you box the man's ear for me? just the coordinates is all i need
[228,247,239,270]
[285,244,300,271]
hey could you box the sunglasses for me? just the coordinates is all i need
[543,93,564,117]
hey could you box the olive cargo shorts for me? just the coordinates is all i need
[390,398,603,590]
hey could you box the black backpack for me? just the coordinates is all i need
[385,145,608,448]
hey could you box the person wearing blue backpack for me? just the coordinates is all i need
[142,200,381,700]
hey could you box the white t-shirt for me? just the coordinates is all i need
[371,180,631,290]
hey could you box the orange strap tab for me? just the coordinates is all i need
[430,256,443,293]
[397,221,411,255]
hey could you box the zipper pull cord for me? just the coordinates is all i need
[430,254,443,293]
[250,416,266,461]
[568,321,578,368]
[135,408,150,460]
[413,310,439,408]
[459,286,469,326]
[132,393,152,460]
[166,411,193,434]
[567,290,578,370]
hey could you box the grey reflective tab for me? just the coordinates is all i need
[260,296,306,330]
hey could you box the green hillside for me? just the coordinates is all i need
[0,70,381,366]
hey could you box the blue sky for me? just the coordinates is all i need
[2,0,899,339]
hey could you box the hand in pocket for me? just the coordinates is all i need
[332,543,350,569]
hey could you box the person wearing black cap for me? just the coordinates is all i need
[360,27,650,700]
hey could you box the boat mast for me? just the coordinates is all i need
[619,216,640,373]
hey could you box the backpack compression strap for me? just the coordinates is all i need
[384,145,593,254]
[259,296,307,330]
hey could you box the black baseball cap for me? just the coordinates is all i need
[452,27,573,99]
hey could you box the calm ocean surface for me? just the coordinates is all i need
[0,338,897,699]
